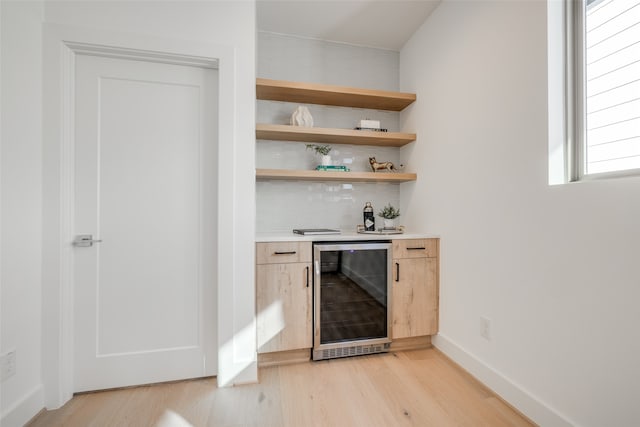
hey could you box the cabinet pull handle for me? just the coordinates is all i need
[395,262,400,282]
[407,247,426,250]
[273,251,296,255]
[305,266,309,287]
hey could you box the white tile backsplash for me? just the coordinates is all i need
[256,180,401,232]
[257,32,403,233]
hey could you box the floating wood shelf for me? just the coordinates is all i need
[256,78,416,111]
[256,169,417,183]
[255,78,418,184]
[256,124,416,147]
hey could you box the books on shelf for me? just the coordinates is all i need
[315,165,350,171]
[354,127,388,132]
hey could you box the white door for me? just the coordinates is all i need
[73,54,217,392]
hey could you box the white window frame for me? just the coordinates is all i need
[566,0,586,181]
[564,0,640,181]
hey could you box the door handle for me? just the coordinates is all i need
[305,266,310,287]
[395,262,400,282]
[73,234,102,247]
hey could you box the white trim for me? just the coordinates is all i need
[42,23,254,409]
[0,384,44,427]
[548,0,569,185]
[566,0,587,182]
[433,334,576,427]
[63,41,219,69]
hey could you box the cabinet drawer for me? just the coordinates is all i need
[392,239,438,259]
[256,242,312,264]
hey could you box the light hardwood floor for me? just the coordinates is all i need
[29,348,535,427]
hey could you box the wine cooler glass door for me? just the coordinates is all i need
[313,242,392,359]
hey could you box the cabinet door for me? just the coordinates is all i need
[256,262,312,353]
[391,257,438,339]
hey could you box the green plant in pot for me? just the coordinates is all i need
[378,203,400,229]
[306,144,332,166]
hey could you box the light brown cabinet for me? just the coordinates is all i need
[256,242,312,354]
[391,239,439,339]
[255,238,439,361]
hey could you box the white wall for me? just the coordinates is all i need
[257,32,402,232]
[400,1,640,426]
[2,0,256,422]
[0,2,46,425]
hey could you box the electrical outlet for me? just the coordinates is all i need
[480,317,491,341]
[1,349,16,381]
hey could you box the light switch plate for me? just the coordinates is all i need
[0,349,16,381]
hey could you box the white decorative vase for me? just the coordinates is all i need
[290,106,314,127]
[321,155,332,166]
[383,218,396,229]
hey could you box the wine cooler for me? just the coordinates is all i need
[312,241,392,361]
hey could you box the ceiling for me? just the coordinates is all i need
[256,0,441,51]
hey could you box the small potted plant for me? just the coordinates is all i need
[306,144,332,166]
[378,203,400,229]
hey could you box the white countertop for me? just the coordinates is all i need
[256,230,440,242]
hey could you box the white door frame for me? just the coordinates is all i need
[42,24,254,409]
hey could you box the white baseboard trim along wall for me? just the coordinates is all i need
[0,384,44,427]
[432,334,576,427]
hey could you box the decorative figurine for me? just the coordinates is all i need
[290,106,314,127]
[369,157,403,172]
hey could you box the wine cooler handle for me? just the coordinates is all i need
[305,266,309,287]
[395,262,400,282]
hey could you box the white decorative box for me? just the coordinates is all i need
[359,119,380,129]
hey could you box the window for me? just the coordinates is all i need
[568,0,640,178]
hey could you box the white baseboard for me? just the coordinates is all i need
[217,359,258,387]
[0,384,44,427]
[433,334,575,427]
